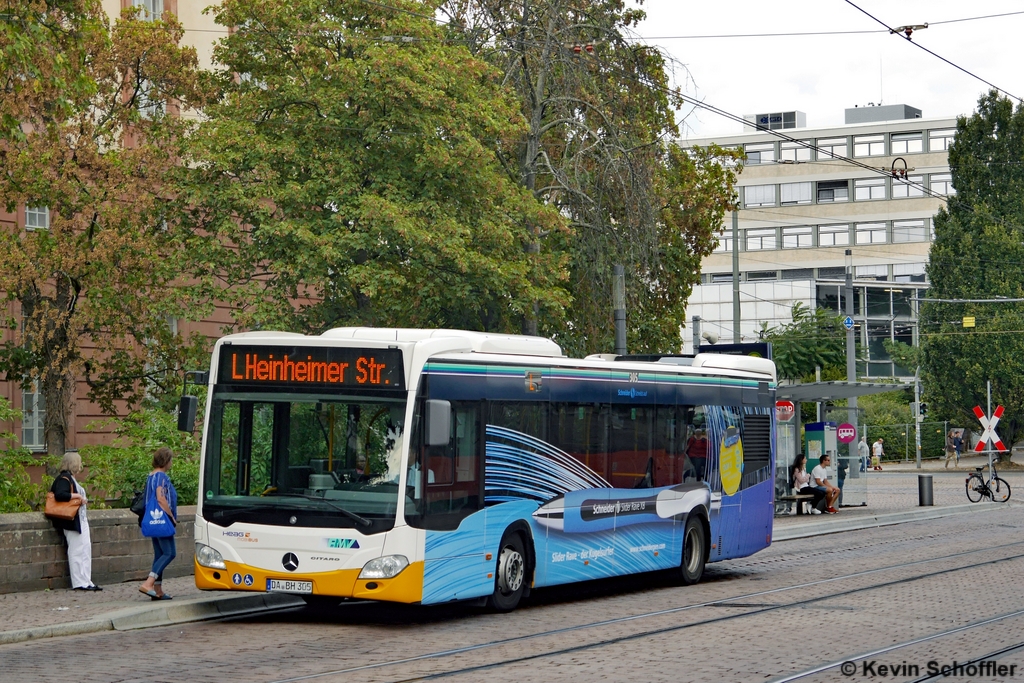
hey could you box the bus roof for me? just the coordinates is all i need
[216,328,776,382]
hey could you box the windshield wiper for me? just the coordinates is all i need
[282,493,373,528]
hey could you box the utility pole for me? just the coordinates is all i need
[613,264,627,355]
[732,209,740,343]
[914,368,922,469]
[845,250,858,465]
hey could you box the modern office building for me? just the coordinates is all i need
[681,106,956,379]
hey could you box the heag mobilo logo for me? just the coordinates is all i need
[223,530,258,543]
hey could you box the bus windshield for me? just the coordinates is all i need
[202,391,409,532]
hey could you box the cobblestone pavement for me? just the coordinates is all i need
[3,504,1024,683]
[0,575,203,632]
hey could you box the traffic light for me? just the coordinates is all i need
[920,402,928,418]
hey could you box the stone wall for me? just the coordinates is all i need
[0,506,196,593]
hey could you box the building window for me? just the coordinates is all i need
[853,134,885,157]
[818,224,850,247]
[711,273,733,283]
[892,175,925,199]
[133,0,163,20]
[931,173,955,195]
[744,143,775,165]
[856,264,889,281]
[890,132,923,154]
[781,268,814,280]
[782,226,813,248]
[779,141,812,162]
[745,228,777,251]
[929,129,956,152]
[856,222,887,245]
[746,270,778,281]
[25,206,49,230]
[894,263,927,283]
[743,184,776,207]
[854,177,886,201]
[816,137,848,159]
[780,182,812,205]
[21,383,45,451]
[138,80,165,118]
[892,219,928,243]
[817,267,846,280]
[816,180,849,203]
[713,231,733,253]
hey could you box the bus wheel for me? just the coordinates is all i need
[680,516,706,585]
[488,532,527,612]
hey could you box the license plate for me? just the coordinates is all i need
[266,579,313,594]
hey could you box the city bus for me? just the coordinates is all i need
[190,328,777,610]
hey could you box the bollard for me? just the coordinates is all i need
[918,474,934,506]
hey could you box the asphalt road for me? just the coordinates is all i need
[4,505,1024,683]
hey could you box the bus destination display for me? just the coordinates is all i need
[219,345,403,389]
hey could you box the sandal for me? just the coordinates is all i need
[139,587,159,599]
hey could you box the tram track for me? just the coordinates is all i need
[771,609,1024,682]
[263,540,1024,683]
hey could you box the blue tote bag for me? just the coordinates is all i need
[141,473,176,538]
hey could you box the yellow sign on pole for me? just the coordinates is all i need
[963,316,976,328]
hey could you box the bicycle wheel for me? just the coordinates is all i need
[966,474,985,502]
[991,477,1011,503]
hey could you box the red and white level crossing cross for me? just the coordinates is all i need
[973,404,1008,452]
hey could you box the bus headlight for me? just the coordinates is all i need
[196,543,227,570]
[359,555,409,579]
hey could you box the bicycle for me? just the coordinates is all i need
[965,461,1012,503]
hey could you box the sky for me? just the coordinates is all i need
[634,0,1024,140]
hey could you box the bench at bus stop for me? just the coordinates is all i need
[776,492,817,515]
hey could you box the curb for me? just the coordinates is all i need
[0,592,305,646]
[773,502,1010,541]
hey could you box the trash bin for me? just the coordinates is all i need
[918,474,934,506]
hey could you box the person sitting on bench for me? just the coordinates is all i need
[812,454,840,514]
[791,453,825,514]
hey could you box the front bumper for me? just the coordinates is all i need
[195,558,425,603]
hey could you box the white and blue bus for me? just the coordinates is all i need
[191,328,777,610]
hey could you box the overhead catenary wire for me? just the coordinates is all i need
[843,0,1023,104]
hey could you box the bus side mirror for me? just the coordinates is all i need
[425,400,451,447]
[177,395,198,432]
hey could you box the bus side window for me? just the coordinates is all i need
[608,404,653,488]
[408,401,483,530]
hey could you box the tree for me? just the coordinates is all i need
[440,0,740,355]
[760,302,847,381]
[183,0,567,336]
[920,91,1024,454]
[0,1,211,454]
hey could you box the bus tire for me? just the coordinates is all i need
[680,515,707,585]
[487,531,527,612]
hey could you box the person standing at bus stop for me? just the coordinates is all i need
[139,447,178,600]
[858,436,870,472]
[871,438,885,471]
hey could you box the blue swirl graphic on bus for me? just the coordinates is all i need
[484,425,609,503]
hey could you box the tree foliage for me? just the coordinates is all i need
[761,302,847,381]
[921,91,1024,451]
[0,1,212,454]
[440,0,740,355]
[184,0,568,335]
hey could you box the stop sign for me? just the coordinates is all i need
[776,400,795,422]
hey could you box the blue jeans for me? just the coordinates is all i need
[150,536,176,581]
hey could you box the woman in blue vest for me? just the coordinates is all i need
[138,447,178,600]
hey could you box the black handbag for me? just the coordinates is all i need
[129,489,146,525]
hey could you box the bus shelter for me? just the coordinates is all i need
[774,381,909,511]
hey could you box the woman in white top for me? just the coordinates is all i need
[49,451,101,591]
[789,454,824,514]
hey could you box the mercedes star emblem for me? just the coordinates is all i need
[282,553,299,572]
